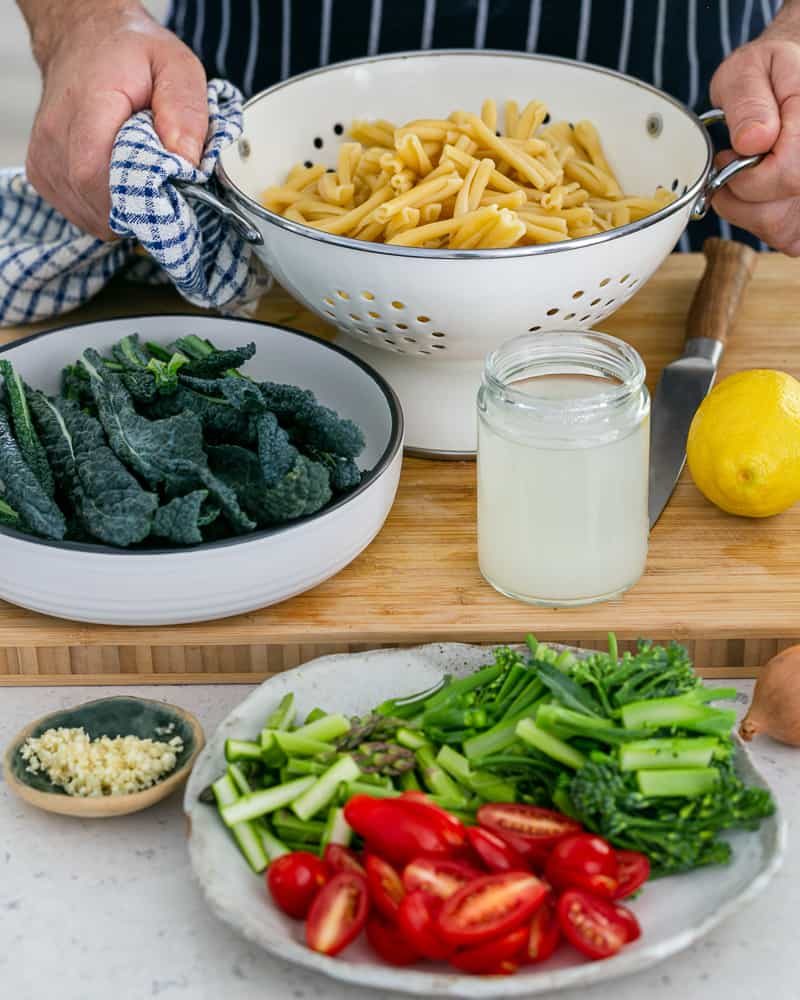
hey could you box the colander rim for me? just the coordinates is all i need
[218,49,714,260]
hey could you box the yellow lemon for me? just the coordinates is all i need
[687,369,800,518]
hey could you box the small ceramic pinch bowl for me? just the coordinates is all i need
[4,695,204,819]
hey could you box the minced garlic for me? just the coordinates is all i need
[20,726,183,797]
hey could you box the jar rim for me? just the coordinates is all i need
[483,330,646,414]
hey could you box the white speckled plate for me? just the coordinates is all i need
[184,644,786,997]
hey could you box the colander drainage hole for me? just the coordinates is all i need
[563,312,576,321]
[546,308,559,316]
[376,326,388,333]
[361,291,375,300]
[396,323,408,330]
[324,310,336,318]
[529,325,541,332]
[620,274,631,283]
[599,277,611,287]
[417,315,430,323]
[403,337,417,343]
[304,160,313,168]
[431,344,446,350]
[590,298,602,306]
[385,339,396,346]
[349,313,361,321]
[572,290,585,299]
[671,178,679,191]
[313,137,323,149]
[431,331,446,338]
[333,123,344,135]
[323,297,334,306]
[336,290,350,300]
[579,314,591,322]
[605,299,615,307]
[368,311,381,319]
[391,300,406,309]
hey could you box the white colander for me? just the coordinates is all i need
[204,51,760,456]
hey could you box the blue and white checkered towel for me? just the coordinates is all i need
[0,79,270,327]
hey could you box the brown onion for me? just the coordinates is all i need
[740,645,800,746]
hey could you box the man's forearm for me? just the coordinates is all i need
[17,0,147,67]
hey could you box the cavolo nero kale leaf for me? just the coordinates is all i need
[0,359,54,496]
[254,411,297,488]
[80,350,255,535]
[259,381,365,459]
[0,497,20,528]
[173,335,256,378]
[27,391,158,547]
[0,402,66,540]
[151,490,214,546]
[207,444,331,525]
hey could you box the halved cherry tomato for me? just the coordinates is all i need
[267,851,329,920]
[525,899,561,963]
[305,872,369,956]
[448,925,528,974]
[365,914,421,966]
[323,844,366,878]
[344,795,466,866]
[365,854,405,920]
[545,834,619,898]
[436,871,549,947]
[476,804,582,861]
[612,850,650,900]
[612,901,642,942]
[402,856,483,901]
[397,890,452,960]
[466,826,529,873]
[556,889,628,960]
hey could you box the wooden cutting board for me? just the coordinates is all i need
[1,253,799,684]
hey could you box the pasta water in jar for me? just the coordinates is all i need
[477,332,650,606]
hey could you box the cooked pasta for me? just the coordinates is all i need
[262,99,676,248]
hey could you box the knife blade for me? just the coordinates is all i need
[649,238,758,528]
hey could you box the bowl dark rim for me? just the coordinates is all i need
[218,48,714,260]
[0,314,404,557]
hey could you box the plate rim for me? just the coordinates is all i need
[185,642,786,998]
[0,313,404,557]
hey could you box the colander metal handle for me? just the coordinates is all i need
[177,181,264,245]
[692,109,765,221]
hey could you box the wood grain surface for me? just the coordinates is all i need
[1,253,799,681]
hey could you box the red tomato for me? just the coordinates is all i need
[365,854,405,920]
[344,795,466,866]
[397,890,453,961]
[448,925,528,974]
[545,834,619,898]
[402,856,483,901]
[466,826,529,873]
[323,844,366,877]
[476,804,582,861]
[365,914,421,966]
[612,851,650,900]
[612,901,642,943]
[525,900,561,963]
[556,889,629,960]
[267,851,329,920]
[305,872,369,956]
[398,793,468,845]
[436,871,549,948]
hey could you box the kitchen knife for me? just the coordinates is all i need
[649,238,758,528]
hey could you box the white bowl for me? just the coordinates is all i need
[0,315,403,625]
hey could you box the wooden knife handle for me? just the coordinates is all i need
[685,237,758,346]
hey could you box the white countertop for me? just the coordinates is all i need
[1,681,795,1000]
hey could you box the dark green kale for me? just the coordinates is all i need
[208,444,331,525]
[151,490,211,546]
[0,402,66,540]
[259,381,365,459]
[0,497,20,529]
[172,335,256,378]
[80,350,255,535]
[145,386,254,444]
[179,373,265,414]
[565,758,775,878]
[61,363,95,411]
[0,359,54,495]
[27,391,158,547]
[254,411,298,487]
[303,447,363,493]
[111,334,187,399]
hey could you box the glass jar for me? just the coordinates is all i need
[477,331,650,606]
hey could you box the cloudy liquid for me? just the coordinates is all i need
[477,374,649,605]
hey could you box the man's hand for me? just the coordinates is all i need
[710,4,800,254]
[18,0,208,239]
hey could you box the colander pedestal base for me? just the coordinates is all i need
[335,336,481,458]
